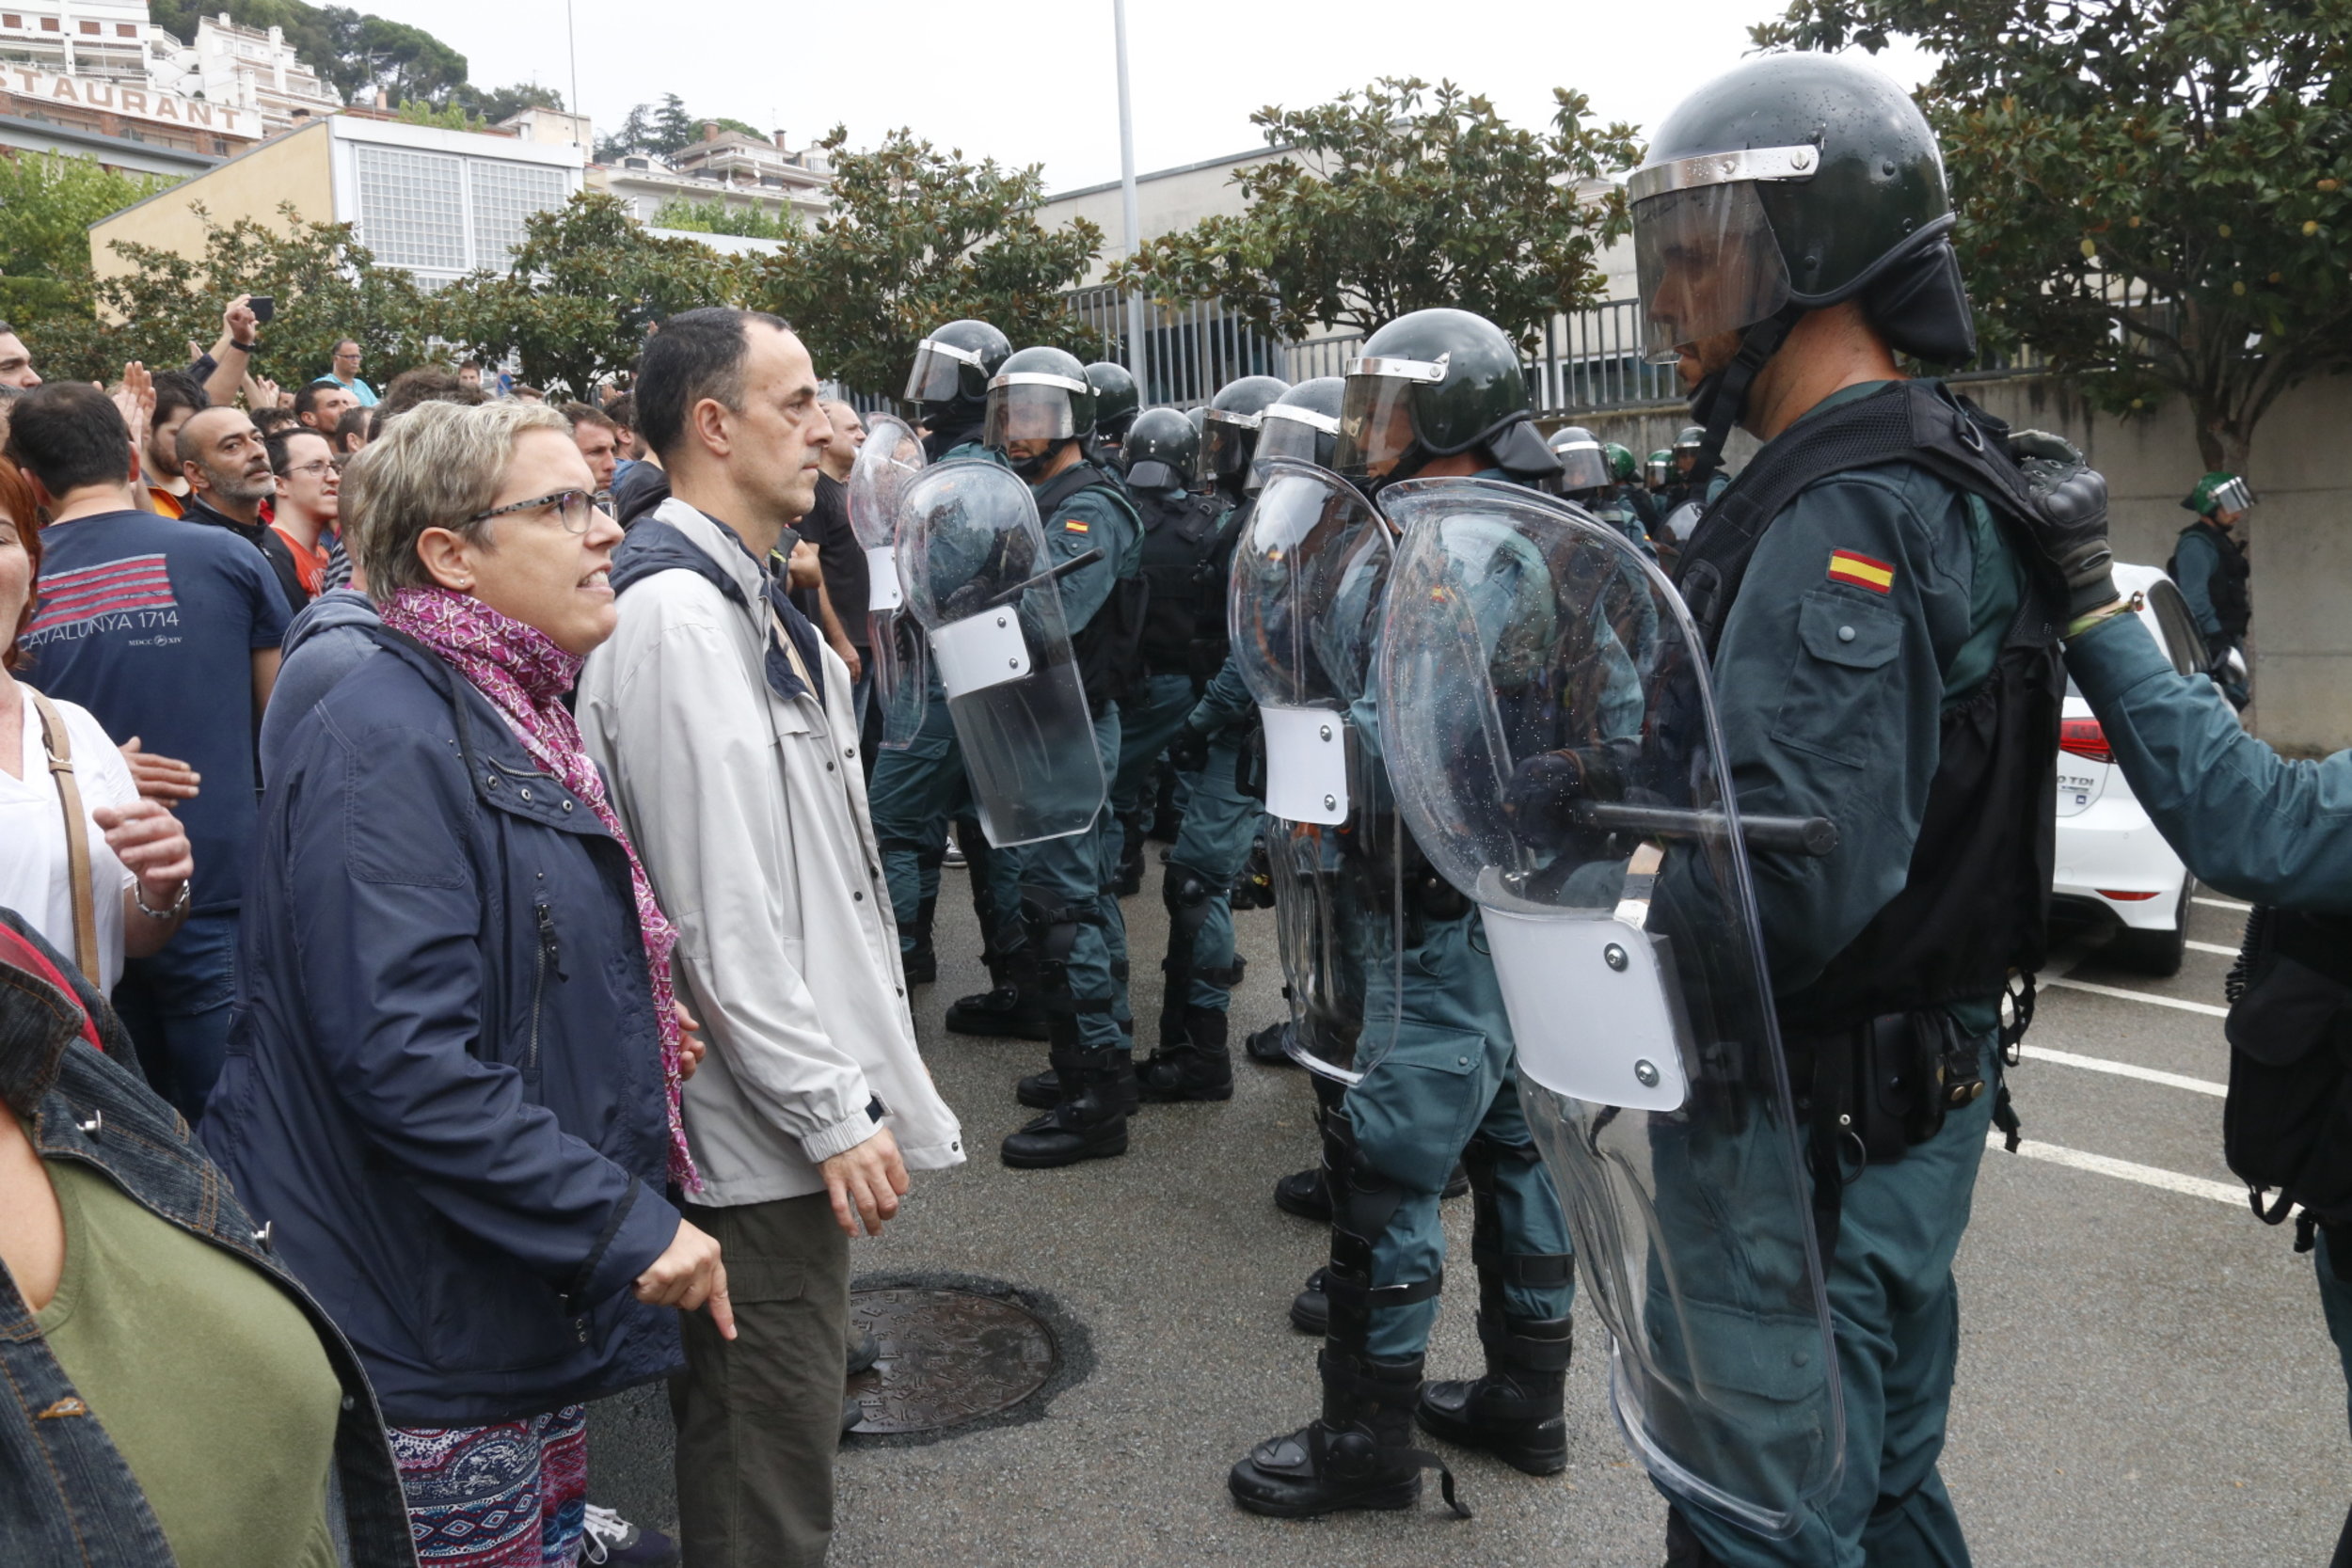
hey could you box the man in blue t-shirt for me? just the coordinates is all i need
[7,383,287,1120]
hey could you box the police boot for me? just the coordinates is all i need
[1415,1311,1573,1475]
[1279,1160,1470,1223]
[945,958,1050,1040]
[1000,1037,1131,1169]
[1227,1349,1467,1519]
[1136,1006,1233,1102]
[901,895,938,986]
[1290,1268,1329,1336]
[1014,1049,1139,1112]
[1111,811,1147,898]
[1148,757,1184,842]
[1245,1018,1298,1067]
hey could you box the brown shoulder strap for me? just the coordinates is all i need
[25,687,102,982]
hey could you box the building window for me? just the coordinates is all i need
[41,15,58,28]
[118,23,136,37]
[353,144,469,272]
[79,19,99,34]
[2,17,22,30]
[469,159,570,270]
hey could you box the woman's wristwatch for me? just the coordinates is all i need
[135,879,191,920]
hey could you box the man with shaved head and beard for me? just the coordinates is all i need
[179,405,309,615]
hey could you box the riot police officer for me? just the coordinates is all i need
[986,346,1151,1167]
[1133,378,1347,1101]
[870,320,1028,1008]
[1603,441,1662,539]
[1085,360,1141,467]
[2169,470,2254,707]
[1104,407,1226,893]
[1228,309,1577,1519]
[1606,53,2068,1565]
[905,318,1013,460]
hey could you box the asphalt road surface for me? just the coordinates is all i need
[587,872,2347,1567]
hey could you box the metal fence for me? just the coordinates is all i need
[842,277,2173,420]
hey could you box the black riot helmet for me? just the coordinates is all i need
[1202,374,1290,495]
[1184,406,1211,490]
[1333,308,1557,491]
[1548,425,1611,495]
[1085,361,1141,444]
[1121,406,1199,492]
[1246,376,1345,491]
[904,318,1012,412]
[985,346,1097,478]
[1630,55,1976,474]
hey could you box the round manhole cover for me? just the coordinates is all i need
[845,1286,1061,1434]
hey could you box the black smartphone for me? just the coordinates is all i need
[246,295,276,325]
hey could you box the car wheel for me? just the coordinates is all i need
[2109,878,2191,977]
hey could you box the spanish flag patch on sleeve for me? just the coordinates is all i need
[1063,518,1089,534]
[1826,549,1894,594]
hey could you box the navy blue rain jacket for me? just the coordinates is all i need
[199,630,685,1428]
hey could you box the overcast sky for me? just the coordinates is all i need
[370,0,1933,206]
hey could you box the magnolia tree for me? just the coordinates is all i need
[1756,0,2352,473]
[1110,76,1642,350]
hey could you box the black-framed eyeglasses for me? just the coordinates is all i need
[467,489,596,534]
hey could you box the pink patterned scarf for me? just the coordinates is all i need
[381,586,701,1194]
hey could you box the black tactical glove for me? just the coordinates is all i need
[1502,747,1626,848]
[1166,723,1211,776]
[2009,429,2117,621]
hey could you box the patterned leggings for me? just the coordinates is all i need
[389,1404,588,1567]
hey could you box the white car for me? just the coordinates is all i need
[2051,562,2219,974]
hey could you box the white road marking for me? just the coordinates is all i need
[2194,895,2253,912]
[2021,1044,2226,1098]
[2044,975,2230,1018]
[2185,940,2238,957]
[1992,1132,2244,1205]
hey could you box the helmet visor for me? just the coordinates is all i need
[1203,409,1262,479]
[1248,404,1338,490]
[983,376,1082,449]
[1549,438,1611,495]
[905,338,983,404]
[2212,476,2253,515]
[1334,369,1432,482]
[1632,181,1793,365]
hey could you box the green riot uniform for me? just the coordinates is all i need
[1627,52,2069,1567]
[1675,383,2021,1566]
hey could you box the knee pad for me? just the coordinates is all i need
[1464,1134,1572,1309]
[1018,883,1085,970]
[1160,860,1219,915]
[1322,1115,1443,1350]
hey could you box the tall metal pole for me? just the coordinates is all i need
[1112,0,1149,400]
[566,0,581,133]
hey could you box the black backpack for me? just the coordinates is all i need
[2222,906,2352,1263]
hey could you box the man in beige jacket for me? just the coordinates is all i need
[579,308,963,1567]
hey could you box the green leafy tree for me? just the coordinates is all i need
[434,193,743,399]
[149,1,469,108]
[0,153,172,327]
[1110,77,1642,350]
[652,198,799,241]
[650,93,697,155]
[464,82,564,125]
[29,202,435,388]
[396,98,484,132]
[1755,0,2352,473]
[741,128,1104,396]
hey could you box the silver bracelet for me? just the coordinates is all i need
[134,879,190,920]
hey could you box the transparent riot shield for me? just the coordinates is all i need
[1375,477,1842,1540]
[896,459,1105,847]
[1228,458,1402,1085]
[848,414,928,750]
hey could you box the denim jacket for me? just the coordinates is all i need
[0,912,417,1567]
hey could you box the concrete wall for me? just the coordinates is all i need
[88,117,328,286]
[1039,149,1278,284]
[1571,372,2352,754]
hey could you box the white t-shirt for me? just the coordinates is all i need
[0,691,137,990]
